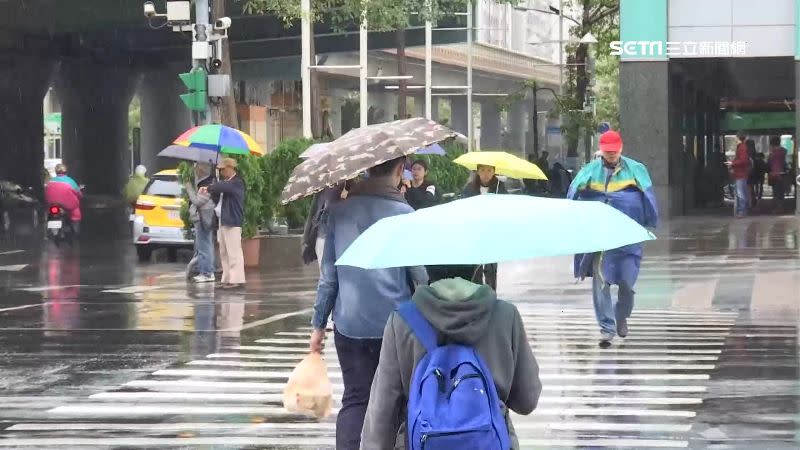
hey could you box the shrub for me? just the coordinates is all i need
[261,138,314,230]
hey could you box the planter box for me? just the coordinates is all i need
[259,234,303,271]
[242,237,262,268]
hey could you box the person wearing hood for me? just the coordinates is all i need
[568,130,658,348]
[185,162,216,283]
[310,155,429,450]
[361,277,541,449]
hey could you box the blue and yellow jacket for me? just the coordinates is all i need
[567,156,659,285]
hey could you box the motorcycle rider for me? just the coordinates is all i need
[45,164,82,235]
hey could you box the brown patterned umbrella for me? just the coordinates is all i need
[281,118,459,204]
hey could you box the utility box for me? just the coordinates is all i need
[208,74,232,97]
[166,1,191,23]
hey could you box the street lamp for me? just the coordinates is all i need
[529,82,561,160]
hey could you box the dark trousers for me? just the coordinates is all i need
[334,330,382,450]
[473,263,498,290]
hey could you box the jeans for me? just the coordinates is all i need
[734,178,749,216]
[195,221,215,276]
[592,256,635,336]
[334,330,382,450]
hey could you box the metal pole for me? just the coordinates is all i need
[466,0,473,151]
[558,0,563,93]
[532,83,538,160]
[425,11,432,120]
[558,0,564,161]
[301,0,312,138]
[195,0,211,124]
[359,6,369,128]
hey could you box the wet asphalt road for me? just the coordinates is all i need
[0,215,797,449]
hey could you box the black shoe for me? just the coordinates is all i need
[617,317,629,338]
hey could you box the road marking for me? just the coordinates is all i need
[276,331,730,341]
[239,308,314,331]
[186,359,716,371]
[231,345,724,355]
[125,379,708,394]
[207,352,720,362]
[152,368,710,382]
[49,404,338,417]
[517,438,688,448]
[89,391,703,406]
[0,304,41,313]
[5,421,692,434]
[102,286,163,294]
[17,285,85,292]
[48,404,694,419]
[0,264,27,272]
[0,250,25,256]
[254,337,726,347]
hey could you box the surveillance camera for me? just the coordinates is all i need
[143,1,157,18]
[214,17,232,30]
[211,59,223,70]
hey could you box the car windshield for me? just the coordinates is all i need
[144,176,182,198]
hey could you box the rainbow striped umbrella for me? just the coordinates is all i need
[172,124,264,157]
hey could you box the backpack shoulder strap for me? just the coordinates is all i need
[397,302,438,353]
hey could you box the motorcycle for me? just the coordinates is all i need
[46,204,75,246]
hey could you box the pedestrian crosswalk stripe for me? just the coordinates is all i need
[152,368,712,381]
[517,438,688,448]
[254,338,726,346]
[48,403,695,419]
[124,379,709,394]
[89,391,703,406]
[207,352,720,362]
[276,331,730,341]
[0,437,692,447]
[6,421,693,433]
[186,359,716,371]
[231,345,724,354]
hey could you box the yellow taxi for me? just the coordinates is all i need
[132,169,192,262]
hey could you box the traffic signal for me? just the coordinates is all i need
[179,68,207,111]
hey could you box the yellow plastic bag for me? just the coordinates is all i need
[283,352,333,419]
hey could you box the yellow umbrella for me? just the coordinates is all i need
[453,151,548,180]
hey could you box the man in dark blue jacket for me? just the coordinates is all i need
[201,157,246,289]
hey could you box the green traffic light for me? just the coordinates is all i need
[178,69,207,112]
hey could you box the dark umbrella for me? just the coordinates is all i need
[281,118,458,204]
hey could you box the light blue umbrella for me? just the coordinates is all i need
[336,195,656,269]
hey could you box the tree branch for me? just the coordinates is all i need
[589,5,619,25]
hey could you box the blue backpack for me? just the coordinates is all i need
[397,302,511,450]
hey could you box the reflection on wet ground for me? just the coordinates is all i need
[0,215,797,449]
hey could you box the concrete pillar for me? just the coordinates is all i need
[59,61,139,196]
[450,96,468,136]
[508,102,527,155]
[480,101,501,149]
[0,57,55,195]
[795,62,800,215]
[414,96,425,119]
[620,60,677,219]
[139,64,192,172]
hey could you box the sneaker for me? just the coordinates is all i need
[617,317,629,338]
[193,274,215,283]
[599,332,614,348]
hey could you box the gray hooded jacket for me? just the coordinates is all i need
[361,279,541,449]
